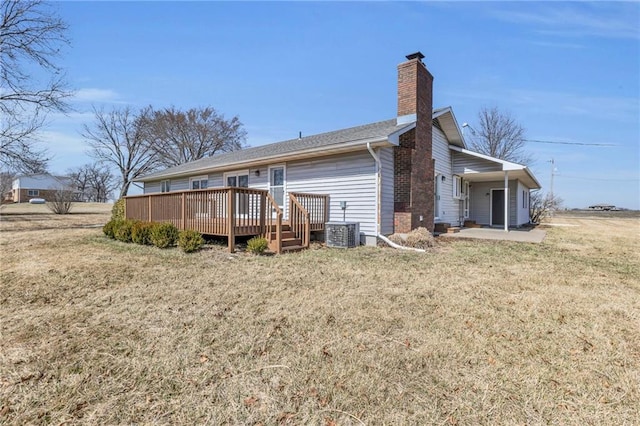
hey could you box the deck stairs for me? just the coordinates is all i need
[267,223,305,253]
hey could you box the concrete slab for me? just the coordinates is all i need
[438,227,546,243]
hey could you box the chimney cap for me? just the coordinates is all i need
[405,52,425,61]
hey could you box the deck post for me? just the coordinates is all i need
[148,195,152,222]
[181,192,186,230]
[227,188,236,253]
[260,191,266,236]
[275,212,282,254]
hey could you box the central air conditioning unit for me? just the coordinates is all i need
[326,222,360,248]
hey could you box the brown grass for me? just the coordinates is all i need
[1,205,639,424]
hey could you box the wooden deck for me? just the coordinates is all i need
[124,188,328,253]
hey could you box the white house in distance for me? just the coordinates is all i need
[9,174,73,203]
[127,52,540,251]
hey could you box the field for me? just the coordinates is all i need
[1,203,639,424]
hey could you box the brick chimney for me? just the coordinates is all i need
[393,52,435,233]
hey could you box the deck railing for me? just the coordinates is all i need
[288,192,330,249]
[263,192,283,254]
[125,188,328,253]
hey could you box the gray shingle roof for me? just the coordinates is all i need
[139,118,413,181]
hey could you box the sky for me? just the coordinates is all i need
[37,1,640,209]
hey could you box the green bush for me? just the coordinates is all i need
[247,236,268,255]
[111,198,125,221]
[114,219,137,243]
[103,219,121,239]
[178,230,204,253]
[150,222,179,248]
[132,221,154,245]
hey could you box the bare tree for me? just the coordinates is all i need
[68,162,117,202]
[0,169,16,201]
[141,106,246,168]
[0,0,71,172]
[530,191,563,223]
[82,107,158,198]
[468,107,532,165]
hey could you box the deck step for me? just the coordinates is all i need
[281,237,302,247]
[270,231,295,240]
[447,227,461,233]
[281,244,305,252]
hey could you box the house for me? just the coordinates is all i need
[9,174,73,203]
[127,52,540,251]
[588,203,617,211]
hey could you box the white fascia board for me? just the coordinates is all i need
[137,136,392,182]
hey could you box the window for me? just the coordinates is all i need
[224,171,249,188]
[434,174,441,219]
[161,180,171,193]
[28,189,39,196]
[190,176,208,190]
[523,190,528,209]
[453,175,462,199]
[269,165,285,208]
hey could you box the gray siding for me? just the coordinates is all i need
[286,150,377,236]
[516,181,530,225]
[379,147,394,235]
[433,127,461,225]
[453,152,502,174]
[468,180,519,226]
[144,181,161,194]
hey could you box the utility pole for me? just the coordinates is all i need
[548,158,555,217]
[549,158,555,198]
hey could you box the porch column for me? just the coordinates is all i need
[504,171,509,232]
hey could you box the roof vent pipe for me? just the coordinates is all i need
[298,131,302,140]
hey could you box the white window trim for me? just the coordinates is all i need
[161,180,171,193]
[463,181,470,219]
[268,164,286,209]
[189,175,209,190]
[453,175,462,199]
[223,170,250,187]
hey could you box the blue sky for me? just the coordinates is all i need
[42,1,639,209]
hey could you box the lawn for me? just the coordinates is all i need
[1,204,638,424]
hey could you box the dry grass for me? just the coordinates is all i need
[1,206,639,424]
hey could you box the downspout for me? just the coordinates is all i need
[367,142,426,253]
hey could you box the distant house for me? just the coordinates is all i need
[588,203,617,211]
[126,52,541,252]
[10,174,73,203]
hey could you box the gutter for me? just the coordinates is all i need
[366,142,426,253]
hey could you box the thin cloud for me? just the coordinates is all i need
[72,88,121,103]
[491,4,640,39]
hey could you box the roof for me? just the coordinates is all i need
[138,119,415,182]
[433,107,465,147]
[449,145,542,189]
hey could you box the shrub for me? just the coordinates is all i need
[111,198,125,221]
[132,221,154,245]
[103,219,121,239]
[247,236,268,255]
[114,219,136,243]
[47,189,74,214]
[178,230,204,253]
[405,227,436,249]
[150,222,179,248]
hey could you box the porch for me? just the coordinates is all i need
[124,188,329,254]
